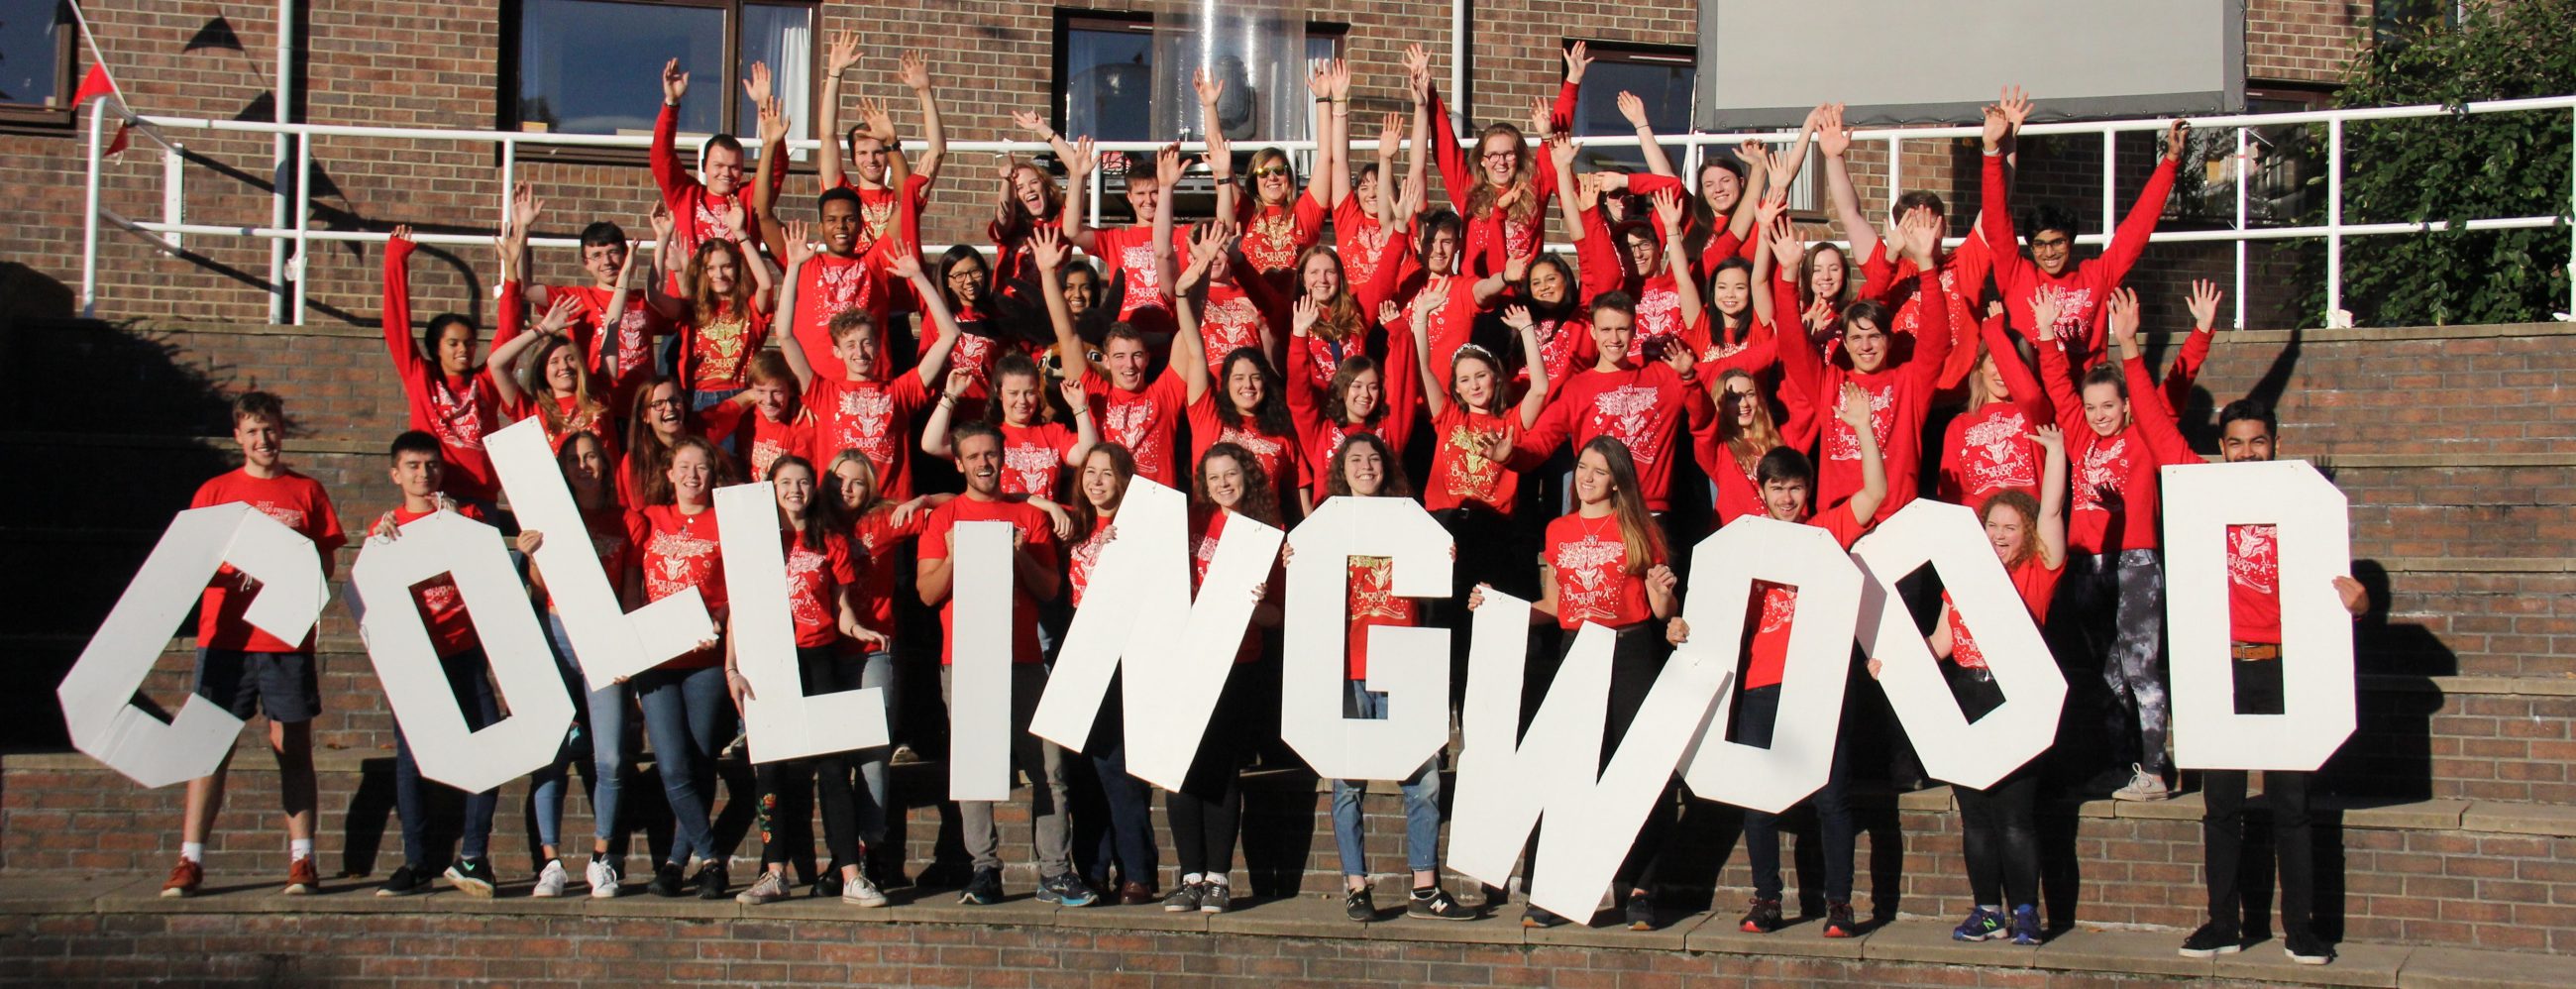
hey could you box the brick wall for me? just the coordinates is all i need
[10,1,2369,333]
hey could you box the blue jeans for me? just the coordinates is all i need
[391,646,501,868]
[1331,681,1443,878]
[635,663,730,866]
[853,650,894,844]
[531,613,633,852]
[1736,683,1855,903]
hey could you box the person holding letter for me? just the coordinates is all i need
[625,436,736,899]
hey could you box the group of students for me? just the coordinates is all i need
[152,42,2370,965]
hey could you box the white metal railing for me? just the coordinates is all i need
[81,93,2576,329]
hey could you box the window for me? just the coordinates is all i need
[0,0,75,123]
[1056,13,1152,146]
[510,0,813,148]
[2176,86,2329,227]
[1565,42,1693,175]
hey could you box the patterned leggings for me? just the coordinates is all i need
[2060,549,2170,775]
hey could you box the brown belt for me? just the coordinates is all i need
[2231,642,2281,661]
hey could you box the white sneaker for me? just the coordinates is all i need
[735,870,791,905]
[2112,763,2172,802]
[532,859,568,898]
[585,857,621,899]
[843,872,890,908]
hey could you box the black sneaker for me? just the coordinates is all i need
[648,862,687,898]
[376,864,431,897]
[1624,890,1657,931]
[1343,885,1377,922]
[1408,887,1476,922]
[1036,872,1100,907]
[2282,928,2333,965]
[1197,880,1232,914]
[958,867,1003,906]
[1521,905,1565,929]
[1739,898,1783,934]
[2178,922,2243,957]
[1161,881,1202,913]
[692,862,728,900]
[443,857,496,899]
[812,869,843,899]
[1822,901,1859,937]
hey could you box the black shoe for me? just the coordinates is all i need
[1343,886,1377,922]
[648,862,686,898]
[2282,928,2333,965]
[2179,922,2243,958]
[1624,890,1657,931]
[1407,887,1476,922]
[693,862,728,900]
[1822,901,1859,937]
[1036,871,1100,907]
[812,869,843,899]
[1521,905,1565,928]
[376,864,431,897]
[958,867,1003,906]
[443,857,496,899]
[1739,898,1783,934]
[1196,880,1233,914]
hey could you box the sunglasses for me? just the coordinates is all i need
[1251,165,1292,178]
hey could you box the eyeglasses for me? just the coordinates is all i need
[1251,165,1291,178]
[1480,151,1517,162]
[648,397,684,409]
[2029,236,2073,250]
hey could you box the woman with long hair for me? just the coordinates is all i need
[930,243,1014,420]
[514,430,635,898]
[1172,247,1309,514]
[1284,226,1425,509]
[986,152,1067,291]
[729,456,894,909]
[1469,436,1678,930]
[1412,42,1586,279]
[675,230,776,409]
[623,435,739,899]
[492,294,620,461]
[921,351,1097,502]
[826,448,948,851]
[619,377,695,508]
[1158,442,1285,915]
[1210,61,1338,295]
[1058,444,1162,905]
[1700,368,1796,526]
[1939,291,2060,505]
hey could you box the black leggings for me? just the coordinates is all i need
[1524,623,1674,893]
[2200,657,2313,934]
[1949,665,2039,908]
[1167,663,1252,879]
[751,647,864,870]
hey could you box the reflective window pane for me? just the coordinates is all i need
[1064,22,1151,143]
[1569,51,1694,174]
[0,0,66,108]
[517,0,724,135]
[734,1,812,152]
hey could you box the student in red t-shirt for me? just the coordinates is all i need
[1938,299,2056,506]
[672,223,776,410]
[525,210,670,380]
[1773,209,1956,527]
[1818,104,1984,392]
[382,224,519,510]
[1333,109,1425,304]
[698,352,817,486]
[921,352,1097,502]
[1287,283,1423,510]
[649,58,783,297]
[1214,61,1334,295]
[1301,433,1476,923]
[1700,368,1794,527]
[1414,299,1549,603]
[1982,89,2186,363]
[160,392,346,900]
[990,126,1071,294]
[728,455,894,909]
[756,182,899,385]
[1871,423,2068,947]
[1037,225,1193,489]
[1178,287,1308,519]
[826,449,949,861]
[1494,292,1717,521]
[492,288,621,458]
[778,229,961,504]
[1412,42,1583,279]
[617,377,694,509]
[1055,444,1161,907]
[1675,385,1886,939]
[1056,132,1181,341]
[624,435,737,900]
[512,429,637,900]
[2182,399,2369,966]
[915,420,1089,908]
[1158,443,1287,915]
[365,431,505,900]
[2039,289,2200,803]
[1468,436,1680,930]
[817,39,945,259]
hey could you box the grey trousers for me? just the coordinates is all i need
[941,663,1073,876]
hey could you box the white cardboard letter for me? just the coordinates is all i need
[716,482,889,764]
[2164,460,2356,771]
[488,418,712,687]
[1850,499,2066,789]
[59,504,327,788]
[348,510,576,794]
[1679,516,1865,814]
[1280,496,1451,781]
[948,520,1017,801]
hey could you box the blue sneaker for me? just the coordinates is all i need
[1952,907,2009,941]
[1036,871,1099,907]
[2010,904,2042,945]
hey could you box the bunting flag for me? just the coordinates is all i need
[66,4,132,155]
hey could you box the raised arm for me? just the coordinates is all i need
[1891,209,1957,382]
[899,247,960,389]
[1978,90,2035,302]
[2105,287,2197,465]
[1061,377,1099,466]
[2098,119,2188,292]
[1507,305,1551,426]
[1056,135,1101,253]
[1414,48,1473,214]
[381,226,427,379]
[2160,278,2221,417]
[898,52,946,187]
[1313,60,1347,213]
[1030,227,1099,380]
[750,84,790,257]
[773,223,818,391]
[815,31,860,191]
[1617,91,1677,178]
[2032,290,2088,438]
[2032,423,2069,570]
[1172,228,1221,404]
[1652,189,1704,336]
[650,59,696,205]
[1815,104,1878,263]
[1837,381,1888,525]
[1197,69,1236,225]
[1405,281,1449,418]
[920,367,972,459]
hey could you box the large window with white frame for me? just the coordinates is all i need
[509,0,814,149]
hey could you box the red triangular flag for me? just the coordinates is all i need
[71,63,132,155]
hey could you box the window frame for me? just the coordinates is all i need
[499,0,820,167]
[0,1,79,129]
[1560,40,1696,172]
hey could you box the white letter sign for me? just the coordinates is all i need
[1679,516,1865,814]
[947,520,1018,801]
[488,419,712,688]
[1280,496,1452,781]
[2164,460,2355,771]
[716,482,888,764]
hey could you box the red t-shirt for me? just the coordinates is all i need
[388,503,486,659]
[1774,268,1955,526]
[917,494,1059,664]
[1236,192,1327,275]
[789,251,891,384]
[2227,523,2284,645]
[191,469,346,652]
[849,502,927,632]
[836,171,930,257]
[1344,551,1417,681]
[1941,401,2045,506]
[1543,512,1662,631]
[504,392,619,462]
[679,302,770,393]
[1945,554,2063,670]
[700,400,816,484]
[1196,278,1271,374]
[806,374,932,502]
[539,504,636,613]
[626,503,725,670]
[1080,365,1188,488]
[2040,353,2198,554]
[1186,391,1306,505]
[1190,508,1270,666]
[1427,404,1521,516]
[1512,362,1714,513]
[1742,502,1867,690]
[1089,224,1177,337]
[782,528,863,649]
[547,283,672,379]
[1332,196,1414,297]
[383,240,508,502]
[999,420,1079,500]
[1068,515,1114,607]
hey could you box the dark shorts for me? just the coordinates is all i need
[191,649,321,723]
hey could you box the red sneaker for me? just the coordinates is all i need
[283,857,320,895]
[161,858,202,898]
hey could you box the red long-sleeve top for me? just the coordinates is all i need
[1428,80,1578,279]
[1982,151,2178,365]
[1507,360,1714,513]
[2041,346,2198,555]
[650,104,784,294]
[382,239,515,502]
[1288,303,1422,480]
[1776,267,1954,526]
[1938,313,2056,505]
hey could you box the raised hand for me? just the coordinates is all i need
[781,221,815,266]
[1897,206,1939,265]
[1562,41,1591,84]
[1306,60,1334,98]
[2106,286,2142,350]
[757,93,790,146]
[1410,272,1450,320]
[1616,91,1651,129]
[1376,111,1404,157]
[1802,297,1835,335]
[2031,423,2065,456]
[1378,299,1401,326]
[943,365,975,398]
[1403,44,1434,101]
[1836,382,1874,431]
[1156,142,1183,189]
[617,239,645,286]
[1030,225,1068,269]
[1753,190,1789,230]
[859,98,897,144]
[649,200,675,246]
[1525,96,1554,142]
[1815,103,1851,158]
[2186,278,2223,331]
[740,60,772,107]
[1664,335,1698,378]
[1500,304,1534,332]
[1327,58,1351,101]
[1011,109,1052,139]
[1291,295,1321,337]
[1504,250,1533,283]
[825,30,861,76]
[1981,101,2013,153]
[2165,120,2190,162]
[1651,187,1686,232]
[661,57,689,103]
[1193,65,1224,108]
[538,294,583,336]
[885,241,924,281]
[389,223,416,246]
[722,201,748,240]
[508,182,542,237]
[2029,287,2064,333]
[1735,138,1770,169]
[1063,136,1097,177]
[1548,131,1578,172]
[1059,376,1088,408]
[899,50,930,92]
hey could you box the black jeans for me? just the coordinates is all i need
[1949,666,2039,908]
[1521,623,1675,895]
[2200,655,2313,935]
[1167,664,1251,879]
[752,647,865,870]
[1084,675,1160,890]
[1737,683,1855,904]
